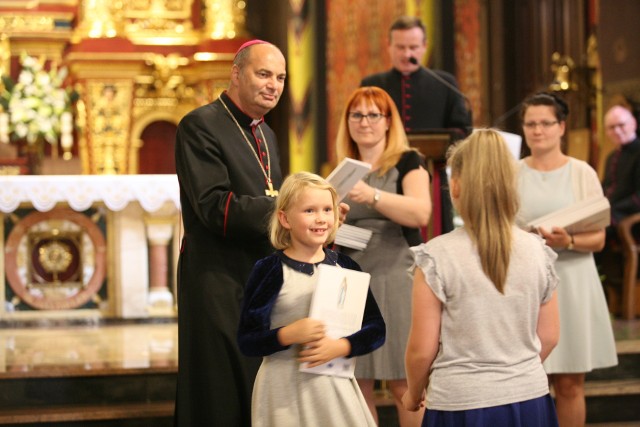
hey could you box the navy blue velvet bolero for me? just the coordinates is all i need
[237,249,386,358]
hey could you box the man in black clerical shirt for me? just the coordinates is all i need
[173,40,286,427]
[361,16,472,234]
[361,16,471,135]
[598,105,640,289]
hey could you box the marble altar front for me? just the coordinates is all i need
[0,174,181,321]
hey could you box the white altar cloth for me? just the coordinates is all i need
[0,175,181,213]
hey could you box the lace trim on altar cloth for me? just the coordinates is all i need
[0,175,180,213]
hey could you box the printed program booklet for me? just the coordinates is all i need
[527,195,611,235]
[326,157,372,201]
[299,264,370,378]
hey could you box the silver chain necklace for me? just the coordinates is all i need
[219,97,278,197]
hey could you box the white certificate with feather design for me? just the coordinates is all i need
[299,264,370,378]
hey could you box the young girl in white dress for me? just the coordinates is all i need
[237,171,386,427]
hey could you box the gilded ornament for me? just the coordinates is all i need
[38,240,74,277]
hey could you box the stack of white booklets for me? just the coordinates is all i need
[526,195,611,234]
[326,157,374,250]
[334,224,373,251]
[299,264,371,378]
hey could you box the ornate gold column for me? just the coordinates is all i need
[69,0,135,175]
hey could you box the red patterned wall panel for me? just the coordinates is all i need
[326,1,406,165]
[454,0,482,127]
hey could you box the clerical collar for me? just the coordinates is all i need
[393,67,421,78]
[277,248,338,275]
[220,92,264,128]
[621,137,640,151]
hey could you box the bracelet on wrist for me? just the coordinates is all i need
[566,234,574,251]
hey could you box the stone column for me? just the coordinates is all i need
[144,214,178,316]
[112,203,149,318]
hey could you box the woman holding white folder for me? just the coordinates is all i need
[516,92,617,427]
[335,86,432,427]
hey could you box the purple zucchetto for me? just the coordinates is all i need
[234,39,270,60]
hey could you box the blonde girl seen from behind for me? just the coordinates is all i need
[404,129,560,427]
[447,129,519,292]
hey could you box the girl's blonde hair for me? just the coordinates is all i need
[447,129,519,293]
[269,172,340,250]
[335,86,417,176]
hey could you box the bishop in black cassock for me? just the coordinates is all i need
[174,90,283,426]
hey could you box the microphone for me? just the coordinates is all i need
[409,57,473,132]
[492,104,522,128]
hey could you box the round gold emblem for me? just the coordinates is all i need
[4,208,106,310]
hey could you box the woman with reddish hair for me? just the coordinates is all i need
[335,86,432,426]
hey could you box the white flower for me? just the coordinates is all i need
[18,70,34,86]
[35,72,51,87]
[14,122,27,138]
[21,55,38,70]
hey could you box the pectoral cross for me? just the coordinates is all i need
[265,180,279,197]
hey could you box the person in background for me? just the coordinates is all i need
[361,15,471,135]
[361,16,471,235]
[335,86,431,427]
[597,104,640,294]
[173,40,286,426]
[237,171,385,427]
[602,105,640,232]
[404,129,560,427]
[517,92,618,427]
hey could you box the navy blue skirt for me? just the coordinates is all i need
[423,394,558,427]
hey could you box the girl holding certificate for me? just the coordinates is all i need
[405,130,560,426]
[237,172,385,427]
[517,93,617,427]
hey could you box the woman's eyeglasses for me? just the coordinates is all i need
[348,112,388,123]
[523,120,558,130]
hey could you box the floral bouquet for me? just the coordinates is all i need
[2,54,73,148]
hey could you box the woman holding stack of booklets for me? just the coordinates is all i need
[335,86,431,426]
[516,92,618,427]
[237,172,385,427]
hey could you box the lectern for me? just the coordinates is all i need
[407,129,466,240]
